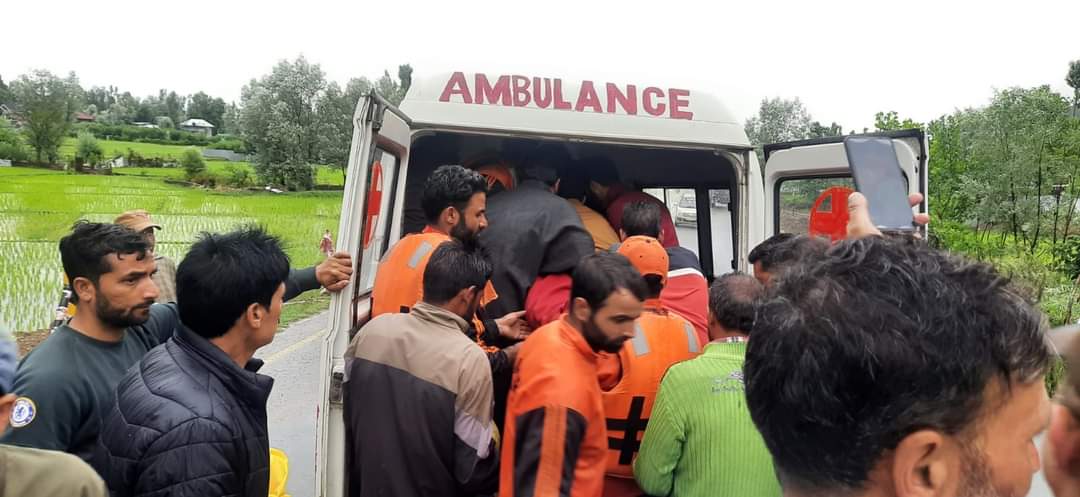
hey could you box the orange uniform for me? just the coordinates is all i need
[500,318,608,497]
[370,227,497,337]
[598,301,701,497]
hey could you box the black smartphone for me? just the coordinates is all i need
[844,137,915,232]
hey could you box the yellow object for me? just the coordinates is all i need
[269,448,291,497]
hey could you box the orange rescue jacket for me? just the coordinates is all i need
[599,302,701,496]
[370,227,498,344]
[500,318,608,497]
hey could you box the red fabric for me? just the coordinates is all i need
[605,187,679,248]
[524,274,572,330]
[660,271,709,345]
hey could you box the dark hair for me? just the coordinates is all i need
[422,240,493,305]
[748,234,828,273]
[421,165,488,224]
[520,143,568,187]
[744,237,1051,493]
[557,164,588,201]
[177,226,290,339]
[580,156,619,186]
[708,273,763,334]
[643,274,664,299]
[570,252,648,311]
[621,202,662,239]
[59,221,150,303]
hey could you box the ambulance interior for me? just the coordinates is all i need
[400,131,738,280]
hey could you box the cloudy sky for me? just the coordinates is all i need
[5,0,1078,131]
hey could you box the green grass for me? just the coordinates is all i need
[0,166,344,333]
[59,137,199,163]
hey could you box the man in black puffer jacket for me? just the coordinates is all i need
[94,227,291,497]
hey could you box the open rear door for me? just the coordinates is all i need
[763,129,928,240]
[315,92,411,497]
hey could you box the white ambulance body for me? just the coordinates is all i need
[313,71,927,497]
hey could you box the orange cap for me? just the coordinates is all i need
[617,236,669,286]
[114,210,161,232]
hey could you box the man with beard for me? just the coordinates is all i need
[1,221,352,461]
[343,241,501,497]
[501,252,647,497]
[371,164,527,343]
[744,193,1052,497]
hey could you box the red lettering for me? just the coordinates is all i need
[668,89,693,120]
[475,74,512,105]
[512,75,531,107]
[439,72,473,104]
[575,81,603,113]
[553,79,572,110]
[643,87,666,116]
[606,83,637,115]
[533,78,552,109]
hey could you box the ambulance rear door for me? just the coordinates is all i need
[762,129,928,239]
[315,92,412,497]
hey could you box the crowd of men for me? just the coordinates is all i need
[5,143,1080,497]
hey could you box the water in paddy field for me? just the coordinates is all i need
[0,168,342,333]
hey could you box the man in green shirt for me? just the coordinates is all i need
[0,326,107,497]
[3,221,352,462]
[634,272,779,497]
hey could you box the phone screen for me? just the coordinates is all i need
[844,137,914,231]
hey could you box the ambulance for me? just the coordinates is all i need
[313,71,928,496]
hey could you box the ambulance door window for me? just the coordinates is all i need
[776,176,854,236]
[644,188,701,257]
[354,148,400,295]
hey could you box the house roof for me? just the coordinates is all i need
[180,118,215,128]
[74,112,95,121]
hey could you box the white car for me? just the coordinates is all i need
[675,194,697,226]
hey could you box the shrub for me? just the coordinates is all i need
[75,132,104,167]
[180,148,206,179]
[0,117,29,162]
[224,164,254,188]
[255,162,315,191]
[1055,236,1080,280]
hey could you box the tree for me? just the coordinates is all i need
[0,117,29,162]
[318,77,372,177]
[0,74,11,104]
[188,92,227,128]
[1068,60,1080,116]
[874,111,922,131]
[744,97,815,164]
[241,56,325,190]
[967,86,1071,252]
[10,70,83,163]
[180,148,206,179]
[808,121,843,138]
[75,131,104,170]
[164,91,185,123]
[156,116,175,129]
[398,64,413,98]
[221,102,241,135]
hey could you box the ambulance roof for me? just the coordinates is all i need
[400,72,752,150]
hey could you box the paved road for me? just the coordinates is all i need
[263,310,329,497]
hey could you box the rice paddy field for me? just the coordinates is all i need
[0,166,345,333]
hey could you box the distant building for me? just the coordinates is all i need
[132,122,160,129]
[179,118,215,136]
[74,112,96,123]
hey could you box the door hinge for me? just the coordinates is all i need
[329,369,345,406]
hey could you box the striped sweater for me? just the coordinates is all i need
[633,341,781,497]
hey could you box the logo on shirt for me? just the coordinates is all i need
[10,397,36,428]
[711,371,745,394]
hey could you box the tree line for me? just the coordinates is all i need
[0,58,413,190]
